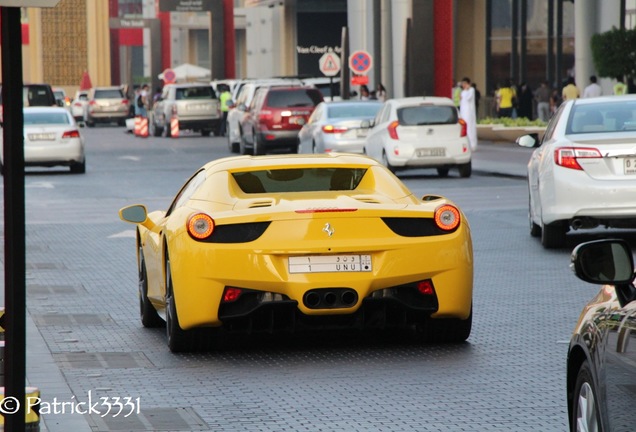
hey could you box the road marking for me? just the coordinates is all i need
[119,155,141,161]
[109,230,136,238]
[26,181,55,189]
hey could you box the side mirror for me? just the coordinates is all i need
[571,239,634,285]
[360,120,371,129]
[119,204,155,230]
[516,134,539,148]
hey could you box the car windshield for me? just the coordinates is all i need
[175,86,216,100]
[24,112,70,125]
[232,168,367,193]
[94,89,123,99]
[327,104,381,119]
[397,105,458,125]
[266,89,323,108]
[567,101,636,134]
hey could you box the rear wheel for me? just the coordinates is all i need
[417,306,472,343]
[529,202,541,238]
[253,130,265,155]
[572,361,601,432]
[541,221,567,249]
[457,161,472,178]
[381,151,396,173]
[70,159,86,174]
[437,167,450,178]
[139,248,163,328]
[165,254,195,352]
[201,130,211,137]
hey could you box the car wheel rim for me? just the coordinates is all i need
[576,382,598,432]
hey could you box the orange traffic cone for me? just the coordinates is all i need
[139,117,149,138]
[170,116,179,138]
[134,116,141,136]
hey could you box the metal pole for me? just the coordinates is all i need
[520,0,527,84]
[340,26,350,100]
[547,0,554,87]
[556,0,564,89]
[511,0,518,84]
[2,6,26,431]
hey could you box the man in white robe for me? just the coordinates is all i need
[460,77,477,152]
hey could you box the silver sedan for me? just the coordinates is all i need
[297,100,382,154]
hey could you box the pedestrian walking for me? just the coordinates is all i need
[517,82,534,120]
[496,79,516,118]
[534,81,551,122]
[460,77,478,152]
[376,83,387,102]
[561,77,579,101]
[614,76,628,95]
[136,84,149,118]
[218,85,232,137]
[583,76,602,98]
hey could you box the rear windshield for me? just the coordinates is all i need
[232,168,367,193]
[175,86,216,100]
[94,89,124,99]
[24,111,70,125]
[266,89,323,108]
[328,103,382,119]
[315,83,341,98]
[397,105,458,126]
[567,102,636,134]
[24,86,56,106]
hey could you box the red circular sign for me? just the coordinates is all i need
[349,50,373,75]
[163,68,176,84]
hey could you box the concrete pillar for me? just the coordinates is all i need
[391,0,411,98]
[574,0,597,95]
[86,0,111,85]
[598,0,622,94]
[347,0,376,89]
[380,0,393,98]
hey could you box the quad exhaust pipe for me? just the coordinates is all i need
[303,288,358,309]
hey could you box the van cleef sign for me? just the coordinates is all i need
[297,45,342,55]
[159,0,214,12]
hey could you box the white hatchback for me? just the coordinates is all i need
[364,97,471,177]
[517,95,636,248]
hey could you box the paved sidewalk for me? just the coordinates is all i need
[471,140,533,178]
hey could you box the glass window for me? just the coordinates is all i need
[94,89,124,99]
[24,111,70,125]
[327,103,382,119]
[232,168,367,193]
[567,101,636,135]
[265,89,323,108]
[175,86,216,100]
[397,105,458,125]
[167,170,207,215]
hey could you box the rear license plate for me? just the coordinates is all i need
[624,157,636,174]
[416,147,445,157]
[356,129,367,137]
[27,133,55,141]
[289,255,372,274]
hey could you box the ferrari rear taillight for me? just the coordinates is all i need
[222,287,243,303]
[62,130,80,139]
[555,147,602,170]
[434,204,461,231]
[388,120,399,140]
[187,213,215,240]
[322,125,348,134]
[459,118,467,137]
[417,280,435,296]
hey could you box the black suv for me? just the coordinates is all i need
[0,83,58,122]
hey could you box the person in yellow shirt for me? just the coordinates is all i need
[497,79,516,118]
[562,77,580,101]
[613,76,628,95]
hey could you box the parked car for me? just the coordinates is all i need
[71,90,89,122]
[0,83,58,123]
[298,100,383,154]
[239,86,323,155]
[119,153,473,352]
[0,106,85,174]
[517,95,636,249]
[227,78,303,152]
[150,83,221,137]
[567,238,636,432]
[53,87,71,111]
[302,77,342,101]
[84,86,129,127]
[364,97,472,178]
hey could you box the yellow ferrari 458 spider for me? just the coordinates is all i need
[119,153,473,352]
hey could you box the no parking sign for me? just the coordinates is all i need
[348,50,373,75]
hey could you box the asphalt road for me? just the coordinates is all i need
[0,127,604,431]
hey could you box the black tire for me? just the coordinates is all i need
[139,248,163,328]
[151,120,162,137]
[118,119,126,127]
[239,130,253,155]
[253,130,265,155]
[541,221,566,249]
[228,136,239,153]
[70,160,86,174]
[572,361,601,432]
[381,151,396,173]
[437,167,450,178]
[529,200,541,238]
[162,118,171,138]
[201,130,211,137]
[86,119,95,128]
[417,306,472,343]
[165,254,195,353]
[458,161,472,178]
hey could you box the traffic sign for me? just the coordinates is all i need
[351,75,369,86]
[349,50,373,75]
[319,52,341,77]
[162,68,176,84]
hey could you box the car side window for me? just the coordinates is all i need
[542,103,567,143]
[166,170,206,216]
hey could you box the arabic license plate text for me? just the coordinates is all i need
[289,255,372,273]
[624,157,636,174]
[416,148,445,157]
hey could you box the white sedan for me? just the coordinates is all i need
[298,100,382,154]
[517,95,636,248]
[0,107,86,174]
[364,97,471,177]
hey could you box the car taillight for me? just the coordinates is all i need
[122,99,129,105]
[554,147,602,170]
[187,213,215,240]
[388,120,399,140]
[222,287,243,303]
[62,130,80,139]
[73,102,83,107]
[434,204,461,231]
[259,110,273,121]
[322,125,348,134]
[459,118,467,137]
[89,100,96,105]
[416,280,435,296]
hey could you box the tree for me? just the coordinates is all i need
[590,27,636,79]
